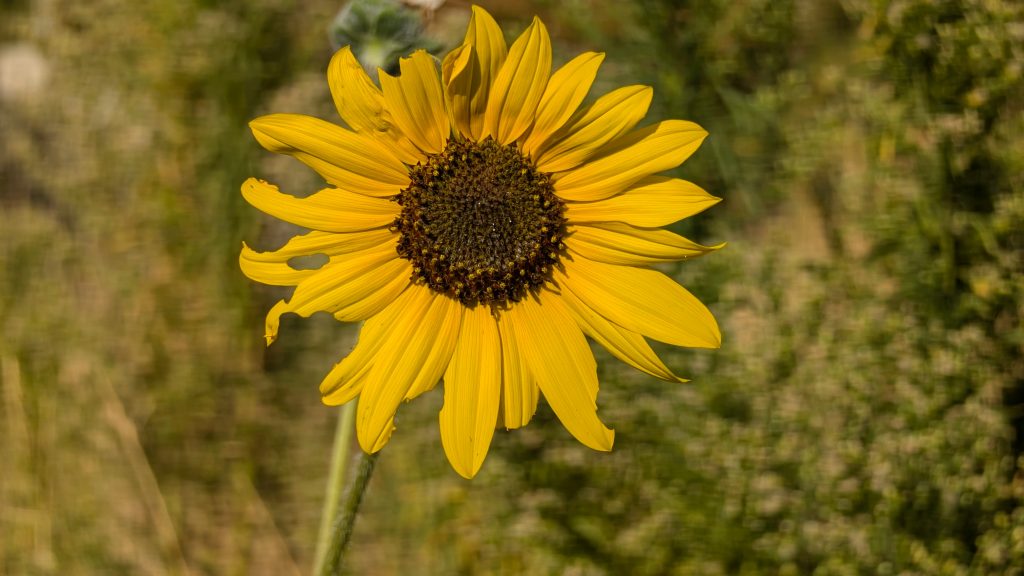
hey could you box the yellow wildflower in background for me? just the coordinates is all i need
[241,6,722,478]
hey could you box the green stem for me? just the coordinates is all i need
[319,449,379,576]
[313,401,356,573]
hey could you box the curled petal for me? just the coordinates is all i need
[379,51,450,155]
[484,17,552,144]
[444,6,508,139]
[326,46,422,164]
[442,44,478,139]
[240,242,317,286]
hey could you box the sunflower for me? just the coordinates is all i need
[241,6,722,478]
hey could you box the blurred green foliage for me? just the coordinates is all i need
[1,0,1022,575]
[328,0,440,76]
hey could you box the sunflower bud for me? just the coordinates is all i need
[328,0,440,78]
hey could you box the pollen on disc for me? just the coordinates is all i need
[393,137,567,307]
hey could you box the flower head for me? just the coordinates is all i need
[241,6,722,478]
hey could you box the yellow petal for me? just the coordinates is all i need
[553,120,707,201]
[320,313,394,405]
[521,52,604,158]
[379,50,450,156]
[357,286,457,453]
[483,17,552,144]
[268,258,408,344]
[239,242,317,286]
[505,290,614,451]
[326,46,385,133]
[465,6,507,87]
[560,253,721,349]
[284,243,401,316]
[263,300,289,346]
[560,285,683,383]
[567,222,723,266]
[440,305,502,478]
[319,278,440,403]
[264,241,409,342]
[249,114,409,196]
[320,362,368,406]
[326,46,422,165]
[458,5,508,139]
[331,258,411,323]
[241,228,397,291]
[565,176,721,227]
[241,178,399,233]
[441,44,477,139]
[497,315,538,429]
[403,296,461,400]
[241,229,394,263]
[534,85,652,173]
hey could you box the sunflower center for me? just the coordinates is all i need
[393,137,566,307]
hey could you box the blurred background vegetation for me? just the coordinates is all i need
[1,0,1022,574]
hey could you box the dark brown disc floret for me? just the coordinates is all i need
[393,137,567,307]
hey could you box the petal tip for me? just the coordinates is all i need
[705,326,723,349]
[240,177,261,192]
[320,394,344,407]
[451,459,480,479]
[248,116,271,135]
[357,421,394,455]
[595,427,615,452]
[264,300,288,347]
